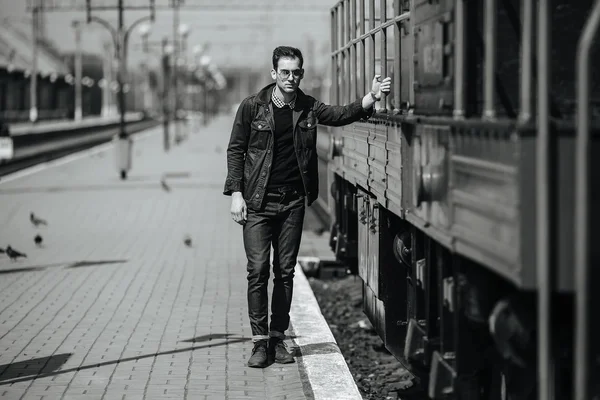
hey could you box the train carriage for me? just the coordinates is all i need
[320,0,600,398]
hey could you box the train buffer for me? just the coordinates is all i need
[0,115,362,400]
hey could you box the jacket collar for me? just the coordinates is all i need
[255,82,308,111]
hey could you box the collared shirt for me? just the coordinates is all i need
[271,88,296,109]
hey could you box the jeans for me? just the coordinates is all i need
[243,186,306,342]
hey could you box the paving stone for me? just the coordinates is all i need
[0,119,310,399]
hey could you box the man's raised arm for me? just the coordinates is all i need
[313,75,392,126]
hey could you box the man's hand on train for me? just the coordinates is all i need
[371,75,392,99]
[231,192,247,225]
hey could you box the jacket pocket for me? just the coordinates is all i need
[297,117,317,149]
[250,120,270,150]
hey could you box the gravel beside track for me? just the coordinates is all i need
[308,275,423,400]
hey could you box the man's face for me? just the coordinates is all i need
[271,56,303,94]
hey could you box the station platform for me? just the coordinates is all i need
[0,116,361,400]
[7,113,144,137]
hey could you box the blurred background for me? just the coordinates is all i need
[0,0,333,124]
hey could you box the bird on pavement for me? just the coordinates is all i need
[30,212,48,227]
[160,178,171,192]
[184,235,192,247]
[6,246,27,261]
[34,234,43,247]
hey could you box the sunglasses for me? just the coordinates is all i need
[277,69,303,79]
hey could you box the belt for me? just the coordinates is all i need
[266,185,304,195]
[265,185,304,202]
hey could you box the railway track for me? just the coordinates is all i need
[0,118,159,178]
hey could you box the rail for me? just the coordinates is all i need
[536,1,552,398]
[453,0,465,119]
[330,0,409,114]
[574,2,600,399]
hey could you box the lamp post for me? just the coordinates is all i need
[174,22,189,144]
[85,0,154,179]
[178,23,190,66]
[131,37,173,151]
[72,20,83,121]
[162,39,173,151]
[101,40,114,117]
[138,23,152,114]
[179,23,190,122]
[193,45,206,125]
[199,55,211,126]
[29,0,39,123]
[192,45,203,122]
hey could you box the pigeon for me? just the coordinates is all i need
[160,178,171,192]
[34,234,43,247]
[30,212,48,227]
[184,235,192,247]
[6,246,27,261]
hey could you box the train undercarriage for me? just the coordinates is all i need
[329,175,588,399]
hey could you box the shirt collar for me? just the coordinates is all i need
[271,87,296,109]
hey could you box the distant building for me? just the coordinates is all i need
[0,20,73,122]
[62,51,105,117]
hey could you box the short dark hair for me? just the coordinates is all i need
[272,46,304,70]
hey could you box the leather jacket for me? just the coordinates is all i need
[223,82,374,210]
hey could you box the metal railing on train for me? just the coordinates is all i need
[330,0,409,114]
[328,0,524,127]
[574,2,600,399]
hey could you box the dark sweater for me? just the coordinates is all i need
[267,105,303,191]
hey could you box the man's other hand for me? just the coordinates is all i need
[231,192,247,225]
[371,75,392,99]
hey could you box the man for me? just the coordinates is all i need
[223,46,391,368]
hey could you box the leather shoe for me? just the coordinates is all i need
[269,337,295,364]
[248,340,268,368]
